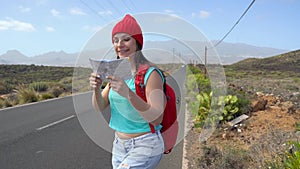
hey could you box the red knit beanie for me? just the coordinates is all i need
[112,14,143,49]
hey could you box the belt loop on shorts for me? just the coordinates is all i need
[115,134,119,144]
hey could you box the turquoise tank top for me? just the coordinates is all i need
[108,67,164,133]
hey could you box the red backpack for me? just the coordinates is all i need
[135,64,179,154]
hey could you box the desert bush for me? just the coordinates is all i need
[0,95,18,108]
[0,99,12,108]
[295,122,300,132]
[0,81,13,94]
[59,77,72,92]
[197,145,253,169]
[264,141,300,169]
[292,77,300,84]
[5,93,19,106]
[40,93,55,100]
[29,82,49,92]
[0,97,4,108]
[16,85,38,104]
[49,86,64,97]
[59,76,72,84]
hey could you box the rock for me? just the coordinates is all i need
[256,92,264,97]
[222,133,227,139]
[280,101,296,113]
[251,99,267,112]
[295,131,300,138]
[228,114,249,126]
[264,94,278,106]
[293,92,299,96]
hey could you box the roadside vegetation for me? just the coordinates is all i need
[186,49,300,168]
[0,64,91,108]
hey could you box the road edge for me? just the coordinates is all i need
[182,103,192,169]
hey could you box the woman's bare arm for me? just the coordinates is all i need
[90,73,110,112]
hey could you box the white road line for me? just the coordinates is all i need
[36,115,75,131]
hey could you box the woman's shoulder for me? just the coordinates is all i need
[144,66,165,83]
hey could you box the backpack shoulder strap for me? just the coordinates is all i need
[135,64,149,102]
[134,64,156,133]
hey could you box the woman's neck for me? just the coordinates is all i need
[129,52,137,73]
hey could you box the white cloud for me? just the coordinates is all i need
[0,18,35,32]
[192,10,211,19]
[164,9,174,13]
[162,9,179,18]
[82,25,102,32]
[51,9,60,17]
[46,26,54,32]
[200,10,210,18]
[70,8,87,16]
[98,10,113,16]
[19,6,31,13]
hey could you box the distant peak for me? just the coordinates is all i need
[6,49,23,55]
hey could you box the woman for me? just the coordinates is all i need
[89,14,165,169]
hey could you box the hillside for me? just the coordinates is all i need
[228,49,300,73]
[223,49,300,99]
[185,49,300,168]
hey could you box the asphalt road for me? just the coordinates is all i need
[0,93,183,169]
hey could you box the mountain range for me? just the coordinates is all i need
[0,40,288,66]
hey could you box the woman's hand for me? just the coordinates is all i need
[107,75,130,98]
[89,73,103,90]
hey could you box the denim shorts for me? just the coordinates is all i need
[112,131,164,169]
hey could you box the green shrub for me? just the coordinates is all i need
[187,73,211,94]
[16,85,38,104]
[284,141,300,168]
[40,93,55,100]
[193,92,244,128]
[29,82,49,92]
[219,95,240,121]
[192,92,212,128]
[187,64,202,74]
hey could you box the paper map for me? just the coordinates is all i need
[89,58,132,81]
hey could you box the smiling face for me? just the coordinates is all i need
[113,33,137,59]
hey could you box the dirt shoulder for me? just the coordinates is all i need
[185,93,300,169]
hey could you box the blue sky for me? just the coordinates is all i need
[0,0,299,56]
